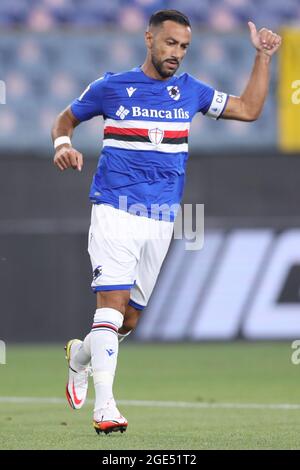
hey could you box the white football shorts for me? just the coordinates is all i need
[88,204,174,310]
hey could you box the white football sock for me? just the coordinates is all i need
[118,330,132,343]
[91,307,123,412]
[73,333,91,370]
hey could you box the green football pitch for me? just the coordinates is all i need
[0,342,299,450]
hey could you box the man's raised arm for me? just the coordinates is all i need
[51,106,83,172]
[221,21,282,122]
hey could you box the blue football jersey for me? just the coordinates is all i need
[70,67,228,221]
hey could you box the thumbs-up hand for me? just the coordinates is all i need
[248,21,282,56]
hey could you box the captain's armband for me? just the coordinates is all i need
[205,91,228,119]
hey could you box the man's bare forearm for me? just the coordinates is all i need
[240,51,271,120]
[52,107,83,171]
[221,23,281,121]
[51,106,80,143]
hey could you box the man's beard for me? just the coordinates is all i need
[151,55,179,79]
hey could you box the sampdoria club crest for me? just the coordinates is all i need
[167,86,180,101]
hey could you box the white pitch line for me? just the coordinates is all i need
[0,396,300,410]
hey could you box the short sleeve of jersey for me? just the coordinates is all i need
[187,75,228,120]
[70,74,108,122]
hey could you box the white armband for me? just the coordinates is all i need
[54,136,71,149]
[205,91,228,119]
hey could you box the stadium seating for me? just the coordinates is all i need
[0,0,299,30]
[0,32,277,152]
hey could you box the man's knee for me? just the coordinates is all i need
[96,290,130,315]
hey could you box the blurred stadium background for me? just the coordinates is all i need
[1,0,300,344]
[1,0,300,451]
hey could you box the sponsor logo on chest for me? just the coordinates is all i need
[115,105,189,120]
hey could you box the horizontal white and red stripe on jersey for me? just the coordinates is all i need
[103,119,190,153]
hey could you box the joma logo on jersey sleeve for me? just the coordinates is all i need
[132,106,189,119]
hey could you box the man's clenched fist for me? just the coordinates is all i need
[54,145,83,172]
